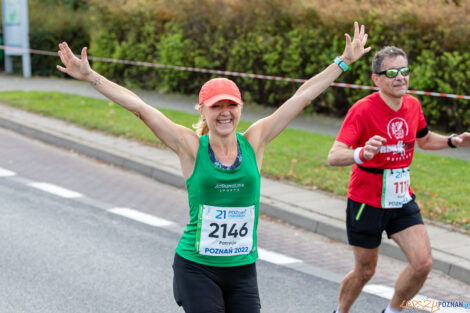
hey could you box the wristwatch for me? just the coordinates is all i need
[447,133,458,148]
[334,57,348,72]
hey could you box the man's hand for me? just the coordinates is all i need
[363,135,387,160]
[452,132,470,147]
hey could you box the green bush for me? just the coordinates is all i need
[27,0,90,77]
[88,0,175,89]
[23,0,470,132]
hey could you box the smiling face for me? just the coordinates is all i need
[200,100,242,137]
[372,55,409,99]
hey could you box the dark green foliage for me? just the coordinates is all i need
[86,0,469,131]
[27,0,90,77]
[21,0,470,131]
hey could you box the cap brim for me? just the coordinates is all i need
[203,94,243,107]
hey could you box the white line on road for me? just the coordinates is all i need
[29,182,83,198]
[258,248,302,265]
[106,208,302,265]
[108,207,175,227]
[0,167,16,177]
[364,284,468,313]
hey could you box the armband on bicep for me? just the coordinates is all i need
[416,125,429,138]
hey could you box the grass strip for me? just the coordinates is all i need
[1,90,468,230]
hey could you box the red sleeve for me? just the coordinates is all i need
[336,104,363,148]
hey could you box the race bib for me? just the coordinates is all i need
[382,167,412,208]
[196,205,255,256]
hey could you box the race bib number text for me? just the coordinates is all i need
[382,167,412,208]
[197,205,255,256]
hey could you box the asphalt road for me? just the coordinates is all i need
[0,157,390,313]
[0,126,458,312]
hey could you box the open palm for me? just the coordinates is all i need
[341,22,371,64]
[56,42,92,81]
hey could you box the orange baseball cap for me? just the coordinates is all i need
[198,78,243,107]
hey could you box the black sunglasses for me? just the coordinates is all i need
[376,67,410,78]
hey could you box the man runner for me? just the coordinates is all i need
[327,46,470,313]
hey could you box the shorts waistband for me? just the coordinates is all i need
[357,164,383,174]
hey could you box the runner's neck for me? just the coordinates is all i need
[379,91,403,112]
[208,133,239,166]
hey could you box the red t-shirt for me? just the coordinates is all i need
[336,92,428,208]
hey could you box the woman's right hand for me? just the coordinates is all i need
[56,42,93,81]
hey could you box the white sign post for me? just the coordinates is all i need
[2,0,31,77]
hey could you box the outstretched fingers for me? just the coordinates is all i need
[362,33,368,45]
[353,22,371,54]
[56,64,67,74]
[80,47,90,67]
[362,34,372,53]
[345,33,352,47]
[81,47,88,61]
[353,21,359,39]
[352,23,366,44]
[57,50,67,67]
[57,42,78,77]
[359,23,365,39]
[62,42,76,60]
[58,42,73,64]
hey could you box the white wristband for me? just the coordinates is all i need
[354,147,364,164]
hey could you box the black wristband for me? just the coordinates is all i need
[447,133,458,148]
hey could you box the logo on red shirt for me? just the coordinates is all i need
[387,118,409,140]
[381,118,412,158]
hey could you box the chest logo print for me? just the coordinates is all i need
[387,117,409,140]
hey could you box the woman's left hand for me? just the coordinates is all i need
[340,21,371,65]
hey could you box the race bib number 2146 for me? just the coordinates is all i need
[196,205,255,256]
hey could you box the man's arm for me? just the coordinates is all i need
[416,131,470,150]
[327,141,355,166]
[328,136,386,167]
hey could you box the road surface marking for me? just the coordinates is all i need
[0,167,16,177]
[29,182,83,198]
[258,248,302,265]
[108,207,175,227]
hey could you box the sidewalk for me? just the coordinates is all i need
[0,101,469,286]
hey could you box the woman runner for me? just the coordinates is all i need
[56,22,370,313]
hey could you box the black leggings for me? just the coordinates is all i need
[172,253,261,313]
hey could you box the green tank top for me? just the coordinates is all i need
[175,133,260,267]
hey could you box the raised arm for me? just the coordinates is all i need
[56,42,199,176]
[244,22,371,158]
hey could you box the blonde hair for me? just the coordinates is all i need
[193,117,209,136]
[193,103,209,136]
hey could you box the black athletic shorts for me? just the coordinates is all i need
[172,253,261,313]
[346,195,424,249]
